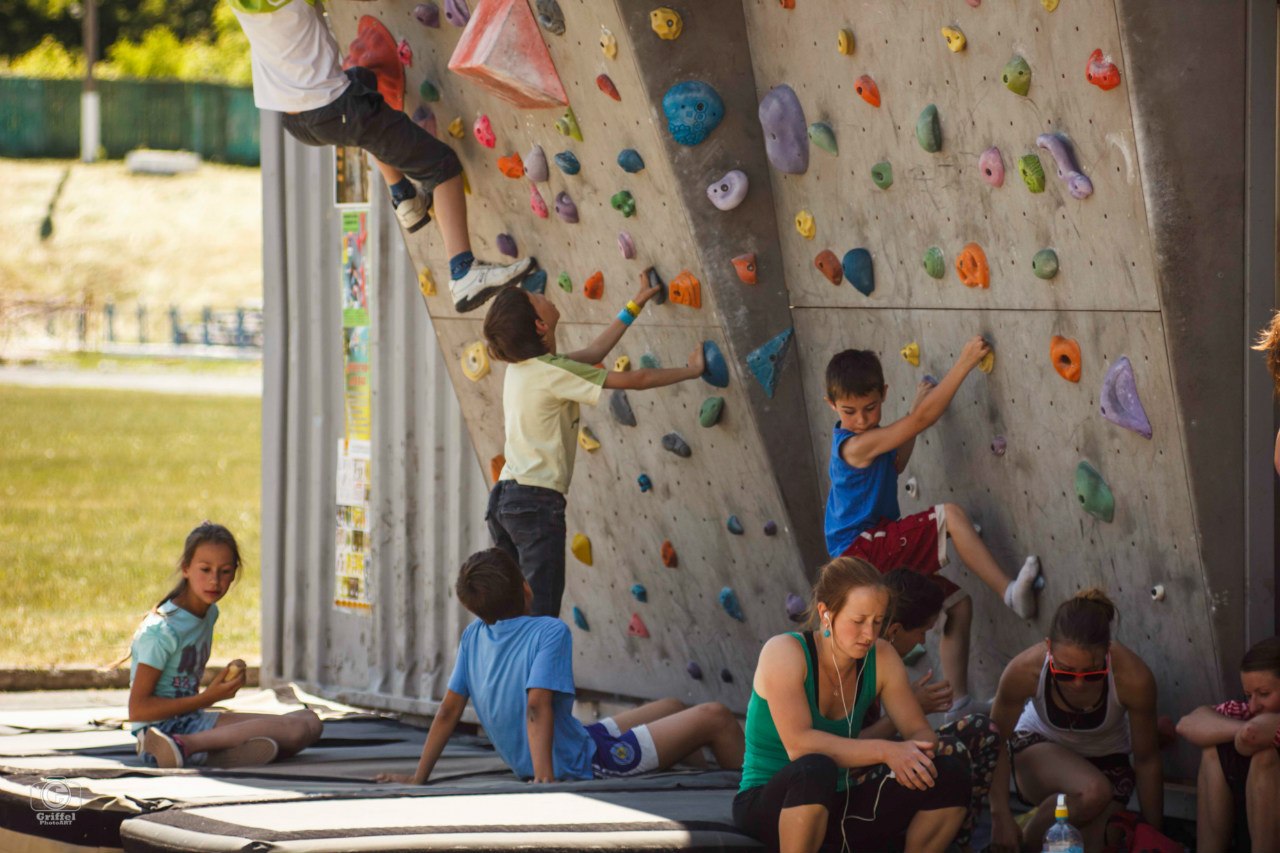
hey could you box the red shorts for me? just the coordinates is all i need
[840,505,959,598]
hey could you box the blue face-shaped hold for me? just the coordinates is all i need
[662,81,725,147]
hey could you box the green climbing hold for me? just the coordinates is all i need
[1018,154,1046,193]
[923,246,946,279]
[808,122,838,155]
[916,104,942,153]
[699,396,725,427]
[639,352,660,369]
[1002,54,1032,96]
[557,272,572,292]
[1074,461,1115,522]
[1032,249,1059,280]
[870,161,893,189]
[419,78,440,101]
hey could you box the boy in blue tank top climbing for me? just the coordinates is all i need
[374,548,743,785]
[823,337,1041,721]
[228,0,529,313]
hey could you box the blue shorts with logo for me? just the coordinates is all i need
[586,717,659,778]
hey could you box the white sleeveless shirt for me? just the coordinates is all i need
[229,0,350,113]
[1014,656,1131,758]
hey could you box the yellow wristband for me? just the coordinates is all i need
[625,300,642,317]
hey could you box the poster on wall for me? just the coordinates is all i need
[334,146,369,208]
[334,439,372,610]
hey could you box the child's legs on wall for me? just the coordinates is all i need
[486,481,567,617]
[940,592,972,700]
[943,502,1012,598]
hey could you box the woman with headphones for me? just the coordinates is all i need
[733,556,971,853]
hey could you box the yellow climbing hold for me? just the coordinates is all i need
[901,342,920,366]
[941,26,966,52]
[650,7,682,40]
[461,341,490,381]
[1041,0,1059,9]
[978,350,995,374]
[462,170,471,195]
[448,116,464,139]
[578,426,601,452]
[418,267,436,297]
[795,209,816,240]
[600,26,618,59]
[837,28,855,56]
[614,355,631,372]
[571,533,593,565]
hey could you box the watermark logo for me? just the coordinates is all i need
[31,777,81,827]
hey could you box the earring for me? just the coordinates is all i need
[823,628,831,638]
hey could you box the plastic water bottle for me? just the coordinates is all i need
[1042,794,1084,853]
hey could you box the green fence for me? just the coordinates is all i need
[0,77,260,165]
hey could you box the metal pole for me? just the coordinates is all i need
[80,0,100,163]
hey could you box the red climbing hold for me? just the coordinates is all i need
[584,271,604,300]
[854,75,881,107]
[1051,335,1082,383]
[447,0,569,109]
[497,153,524,178]
[1086,49,1121,91]
[596,74,621,101]
[627,613,650,638]
[661,540,678,568]
[343,17,405,112]
[814,250,842,285]
[397,38,413,66]
[668,271,702,308]
[732,253,757,284]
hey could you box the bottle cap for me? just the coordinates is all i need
[1055,792,1068,819]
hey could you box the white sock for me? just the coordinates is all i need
[1004,556,1041,618]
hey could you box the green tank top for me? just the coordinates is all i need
[739,631,877,793]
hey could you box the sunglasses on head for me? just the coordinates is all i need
[1047,649,1110,683]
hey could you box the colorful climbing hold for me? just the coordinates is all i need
[627,613,650,638]
[870,161,893,189]
[991,434,1007,456]
[720,668,734,683]
[650,7,683,39]
[609,389,637,426]
[631,583,648,603]
[785,592,807,622]
[662,81,725,146]
[979,146,1005,187]
[611,190,637,218]
[448,116,464,138]
[571,533,593,565]
[617,148,645,173]
[1100,356,1152,439]
[978,351,995,374]
[1086,49,1121,91]
[555,106,583,141]
[764,520,778,536]
[732,253,757,284]
[418,267,436,297]
[414,3,441,27]
[489,454,505,484]
[461,341,490,381]
[523,145,549,183]
[496,233,518,257]
[578,425,600,451]
[553,191,579,224]
[1041,0,1059,10]
[1036,133,1093,199]
[808,122,838,156]
[1074,461,1115,522]
[397,38,413,66]
[747,327,795,398]
[411,106,437,137]
[719,587,745,621]
[596,73,621,101]
[618,231,636,260]
[668,271,702,308]
[759,84,810,175]
[904,476,919,499]
[923,246,946,279]
[419,78,440,101]
[842,248,875,296]
[530,184,548,218]
[600,26,617,59]
[444,0,470,26]
[941,26,966,52]
[662,432,692,458]
[497,153,524,178]
[1002,54,1032,96]
[572,606,589,630]
[1018,153,1046,193]
[795,209,816,240]
[614,356,630,372]
[837,28,855,56]
[661,539,677,567]
[639,352,660,369]
[535,0,565,34]
[955,243,990,288]
[1050,335,1082,382]
[1032,249,1059,280]
[854,75,881,107]
[916,104,942,153]
[702,340,729,387]
[645,266,667,305]
[557,271,572,292]
[815,250,842,284]
[638,473,653,492]
[554,151,580,175]
[686,661,703,680]
[727,515,744,535]
[707,170,749,210]
[901,342,920,366]
[522,269,548,294]
[473,114,496,148]
[584,270,604,299]
[699,396,725,427]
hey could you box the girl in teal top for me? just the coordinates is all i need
[733,557,971,853]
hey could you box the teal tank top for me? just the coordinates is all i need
[739,632,878,792]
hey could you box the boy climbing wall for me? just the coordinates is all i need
[229,0,529,313]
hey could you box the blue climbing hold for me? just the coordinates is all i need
[572,606,589,630]
[702,340,730,388]
[637,473,653,492]
[662,80,725,146]
[554,151,580,175]
[639,352,661,369]
[687,661,703,680]
[631,583,648,603]
[842,249,874,296]
[521,269,548,294]
[617,148,645,173]
[720,668,734,683]
[746,328,794,398]
[727,515,744,535]
[719,587,745,622]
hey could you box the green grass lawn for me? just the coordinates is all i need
[0,384,261,667]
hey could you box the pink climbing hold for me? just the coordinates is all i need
[966,0,980,6]
[530,184,549,218]
[618,231,636,259]
[473,115,496,148]
[397,38,413,66]
[979,147,1005,187]
[627,613,650,638]
[447,0,569,109]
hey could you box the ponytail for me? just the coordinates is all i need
[1049,587,1116,649]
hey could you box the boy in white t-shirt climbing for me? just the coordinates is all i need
[229,0,529,313]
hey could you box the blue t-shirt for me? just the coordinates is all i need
[447,615,595,781]
[824,423,900,557]
[129,600,218,726]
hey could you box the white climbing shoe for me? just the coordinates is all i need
[393,184,432,235]
[450,257,534,313]
[141,728,185,769]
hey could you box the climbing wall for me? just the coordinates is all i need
[322,0,1272,757]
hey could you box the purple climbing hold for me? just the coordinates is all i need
[785,592,807,622]
[496,233,518,258]
[554,191,578,224]
[411,106,437,138]
[758,84,809,175]
[991,435,1007,456]
[702,340,730,388]
[525,144,549,183]
[719,587,745,622]
[979,146,1005,187]
[618,231,636,259]
[707,169,749,211]
[763,520,778,536]
[609,389,637,426]
[746,327,794,399]
[444,0,470,27]
[1036,133,1093,199]
[923,374,939,385]
[687,661,704,680]
[662,432,692,458]
[1100,356,1152,439]
[720,668,734,683]
[413,2,440,27]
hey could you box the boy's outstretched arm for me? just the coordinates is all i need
[375,689,468,784]
[843,336,990,468]
[604,346,703,390]
[894,379,938,473]
[527,688,556,782]
[564,274,662,366]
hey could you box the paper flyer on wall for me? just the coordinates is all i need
[334,439,373,610]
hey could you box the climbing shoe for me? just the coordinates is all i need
[392,184,432,235]
[450,257,534,313]
[204,737,279,768]
[141,728,185,769]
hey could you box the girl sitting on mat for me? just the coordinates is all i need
[734,556,970,853]
[989,589,1162,852]
[128,522,323,768]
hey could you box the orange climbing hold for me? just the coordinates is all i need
[627,613,650,638]
[447,0,568,108]
[955,242,990,288]
[1050,335,1082,382]
[497,153,524,178]
[814,250,842,284]
[854,75,880,107]
[489,454,505,484]
[584,271,604,300]
[343,17,405,111]
[668,271,702,308]
[732,253,757,284]
[661,540,678,568]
